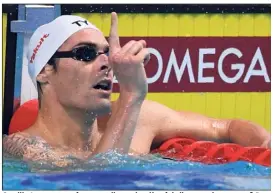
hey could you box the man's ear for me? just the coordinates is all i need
[36,64,54,84]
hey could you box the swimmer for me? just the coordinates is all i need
[4,13,271,167]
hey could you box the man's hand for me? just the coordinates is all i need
[108,12,150,100]
[93,12,150,154]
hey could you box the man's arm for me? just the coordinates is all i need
[142,100,270,148]
[93,96,144,154]
[93,12,149,154]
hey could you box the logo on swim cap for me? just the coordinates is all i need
[72,20,89,27]
[30,34,50,63]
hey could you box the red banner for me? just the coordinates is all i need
[113,37,270,92]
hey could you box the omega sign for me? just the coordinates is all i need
[113,37,270,92]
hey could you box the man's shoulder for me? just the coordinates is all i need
[141,99,172,115]
[138,100,171,126]
[111,99,172,116]
[3,132,31,157]
[3,132,30,143]
[3,132,46,158]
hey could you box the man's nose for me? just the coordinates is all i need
[97,55,111,75]
[97,53,109,68]
[100,65,112,77]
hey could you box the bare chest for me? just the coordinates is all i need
[89,119,155,154]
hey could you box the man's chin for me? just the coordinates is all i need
[93,99,112,116]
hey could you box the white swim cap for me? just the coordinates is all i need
[27,15,100,89]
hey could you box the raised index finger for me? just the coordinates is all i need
[109,12,120,54]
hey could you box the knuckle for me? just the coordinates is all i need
[126,40,136,46]
[112,54,120,61]
[140,39,146,47]
[140,39,146,44]
[124,55,132,64]
[136,41,143,49]
[121,55,132,64]
[111,53,122,64]
[109,54,118,64]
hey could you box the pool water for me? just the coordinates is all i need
[3,151,271,190]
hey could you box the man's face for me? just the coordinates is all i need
[48,28,113,114]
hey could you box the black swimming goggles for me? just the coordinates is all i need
[50,45,109,62]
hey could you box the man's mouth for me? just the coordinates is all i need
[93,79,112,91]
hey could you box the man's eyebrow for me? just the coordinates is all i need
[73,42,109,49]
[73,42,97,48]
